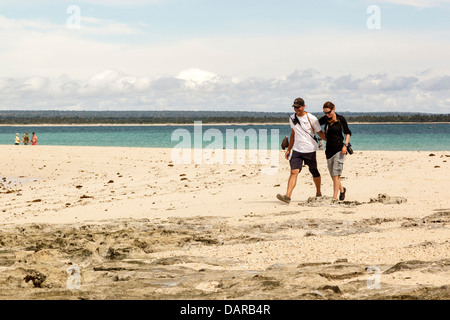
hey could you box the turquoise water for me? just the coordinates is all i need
[1,123,449,151]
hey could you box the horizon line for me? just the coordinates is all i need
[0,110,448,115]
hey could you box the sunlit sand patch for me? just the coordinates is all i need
[0,176,39,188]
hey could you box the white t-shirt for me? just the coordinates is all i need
[289,112,322,153]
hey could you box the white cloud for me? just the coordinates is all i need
[176,68,219,88]
[418,75,450,91]
[0,68,448,113]
[331,74,420,92]
[377,0,450,8]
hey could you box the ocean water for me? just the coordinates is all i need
[0,123,449,151]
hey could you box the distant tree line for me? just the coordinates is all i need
[0,111,448,124]
[345,114,450,123]
[0,116,289,124]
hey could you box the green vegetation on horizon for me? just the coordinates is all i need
[0,110,448,124]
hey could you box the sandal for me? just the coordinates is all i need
[277,194,291,204]
[339,187,346,201]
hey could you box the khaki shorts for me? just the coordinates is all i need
[327,152,345,176]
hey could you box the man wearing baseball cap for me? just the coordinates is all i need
[277,97,326,204]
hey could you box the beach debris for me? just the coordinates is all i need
[429,153,436,157]
[296,194,407,207]
[106,247,127,260]
[23,270,47,288]
[298,196,362,207]
[108,180,114,184]
[76,185,83,189]
[1,189,17,194]
[80,195,94,199]
[369,194,407,204]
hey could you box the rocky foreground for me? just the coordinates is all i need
[1,204,449,300]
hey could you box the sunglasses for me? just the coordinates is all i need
[323,110,333,115]
[293,105,304,109]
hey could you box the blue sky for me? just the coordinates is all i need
[0,0,449,113]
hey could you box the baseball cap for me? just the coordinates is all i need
[292,97,305,107]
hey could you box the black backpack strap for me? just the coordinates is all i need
[292,113,317,142]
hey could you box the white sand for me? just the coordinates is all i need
[1,145,449,270]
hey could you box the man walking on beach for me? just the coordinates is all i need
[277,98,326,204]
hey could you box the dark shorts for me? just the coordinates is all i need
[289,151,320,178]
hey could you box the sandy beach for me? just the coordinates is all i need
[0,145,449,300]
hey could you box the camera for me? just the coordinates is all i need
[347,143,354,155]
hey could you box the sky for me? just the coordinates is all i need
[0,0,449,113]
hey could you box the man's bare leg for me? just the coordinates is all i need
[286,169,300,198]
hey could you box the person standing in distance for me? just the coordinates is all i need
[22,132,30,145]
[31,132,38,145]
[15,133,21,145]
[277,98,327,204]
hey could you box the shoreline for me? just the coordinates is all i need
[0,122,449,127]
[1,145,449,152]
